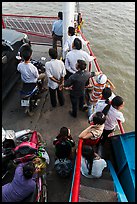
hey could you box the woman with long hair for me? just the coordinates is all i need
[81,145,107,178]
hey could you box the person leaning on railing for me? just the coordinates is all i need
[89,95,125,145]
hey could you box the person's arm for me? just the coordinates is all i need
[78,125,94,139]
[65,55,75,74]
[49,76,61,84]
[107,78,116,90]
[53,138,58,145]
[94,152,101,160]
[117,112,125,123]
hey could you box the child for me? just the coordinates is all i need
[79,112,106,146]
[81,145,107,178]
[86,73,115,116]
[17,44,46,91]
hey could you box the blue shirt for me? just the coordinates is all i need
[52,19,63,36]
[2,163,36,202]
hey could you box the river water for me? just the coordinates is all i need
[2,2,135,132]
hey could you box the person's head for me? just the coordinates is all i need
[96,74,107,85]
[76,59,87,71]
[72,38,82,50]
[111,96,124,110]
[23,161,35,179]
[68,26,75,36]
[59,127,69,137]
[102,87,112,100]
[102,87,112,104]
[102,95,124,116]
[82,145,94,175]
[58,11,63,20]
[20,43,32,61]
[49,48,58,59]
[92,112,106,125]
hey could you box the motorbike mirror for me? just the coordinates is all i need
[2,55,8,64]
[41,57,46,61]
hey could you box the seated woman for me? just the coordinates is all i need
[53,127,75,177]
[79,112,106,146]
[2,161,36,202]
[81,145,107,178]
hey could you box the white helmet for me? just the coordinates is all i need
[96,74,107,84]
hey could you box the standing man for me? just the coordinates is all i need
[60,59,100,118]
[65,38,95,79]
[52,11,63,51]
[45,48,66,107]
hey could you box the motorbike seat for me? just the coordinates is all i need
[20,83,38,97]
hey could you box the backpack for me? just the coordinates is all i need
[54,158,72,178]
[55,140,72,159]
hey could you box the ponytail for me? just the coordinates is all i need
[105,98,110,105]
[102,104,111,116]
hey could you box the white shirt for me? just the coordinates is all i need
[17,62,39,83]
[45,59,66,89]
[81,156,107,178]
[89,103,125,130]
[63,35,87,53]
[65,49,95,74]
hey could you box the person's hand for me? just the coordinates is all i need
[59,84,64,91]
[95,71,102,76]
[68,128,71,136]
[64,86,73,90]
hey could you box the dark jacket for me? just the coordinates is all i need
[64,70,95,97]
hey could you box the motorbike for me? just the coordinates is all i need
[19,57,47,116]
[2,128,49,202]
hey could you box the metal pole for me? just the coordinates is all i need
[62,2,75,59]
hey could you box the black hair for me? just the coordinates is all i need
[73,38,82,50]
[93,112,106,125]
[68,26,75,36]
[82,145,94,175]
[102,95,124,116]
[59,127,69,137]
[23,161,35,179]
[77,59,87,70]
[58,11,63,20]
[111,96,124,108]
[3,138,15,148]
[49,48,58,59]
[102,87,112,104]
[20,43,32,61]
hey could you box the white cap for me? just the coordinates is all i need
[96,74,107,84]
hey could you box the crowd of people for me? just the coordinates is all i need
[2,11,125,202]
